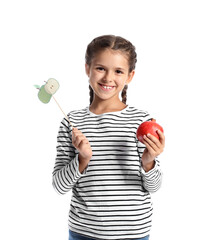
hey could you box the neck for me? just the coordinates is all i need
[89,98,127,115]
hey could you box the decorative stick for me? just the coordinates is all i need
[52,96,74,128]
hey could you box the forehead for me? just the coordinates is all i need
[92,49,129,67]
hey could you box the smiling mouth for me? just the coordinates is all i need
[99,83,115,91]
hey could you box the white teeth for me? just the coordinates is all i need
[102,85,112,89]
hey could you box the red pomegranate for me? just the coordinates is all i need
[136,119,164,143]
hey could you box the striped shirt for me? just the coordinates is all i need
[52,106,162,240]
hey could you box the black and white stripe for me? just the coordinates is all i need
[52,106,162,240]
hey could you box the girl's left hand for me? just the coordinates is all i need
[141,130,165,171]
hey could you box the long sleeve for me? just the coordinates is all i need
[137,111,163,193]
[140,158,162,193]
[52,118,83,195]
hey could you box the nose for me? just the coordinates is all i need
[102,70,114,83]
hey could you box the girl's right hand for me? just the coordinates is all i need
[72,128,92,172]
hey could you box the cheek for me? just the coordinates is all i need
[88,76,97,88]
[89,71,101,82]
[116,78,127,87]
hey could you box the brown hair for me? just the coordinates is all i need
[85,35,137,105]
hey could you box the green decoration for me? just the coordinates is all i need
[34,78,73,127]
[38,85,52,103]
[34,85,40,89]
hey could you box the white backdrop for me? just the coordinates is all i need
[0,0,210,239]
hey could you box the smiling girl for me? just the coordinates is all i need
[52,35,165,240]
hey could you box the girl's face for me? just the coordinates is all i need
[86,49,135,105]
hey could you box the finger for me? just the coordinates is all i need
[78,139,89,148]
[142,138,163,158]
[142,139,156,155]
[72,128,81,135]
[74,135,87,148]
[146,133,162,148]
[72,128,77,139]
[72,128,83,141]
[72,127,83,135]
[157,130,165,146]
[143,134,159,152]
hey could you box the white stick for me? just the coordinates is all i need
[52,96,74,128]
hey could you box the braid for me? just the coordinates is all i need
[89,85,94,105]
[121,85,128,104]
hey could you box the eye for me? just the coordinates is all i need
[116,70,123,74]
[96,67,105,71]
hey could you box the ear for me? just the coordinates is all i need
[85,64,90,77]
[126,70,135,85]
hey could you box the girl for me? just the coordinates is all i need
[52,35,165,240]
